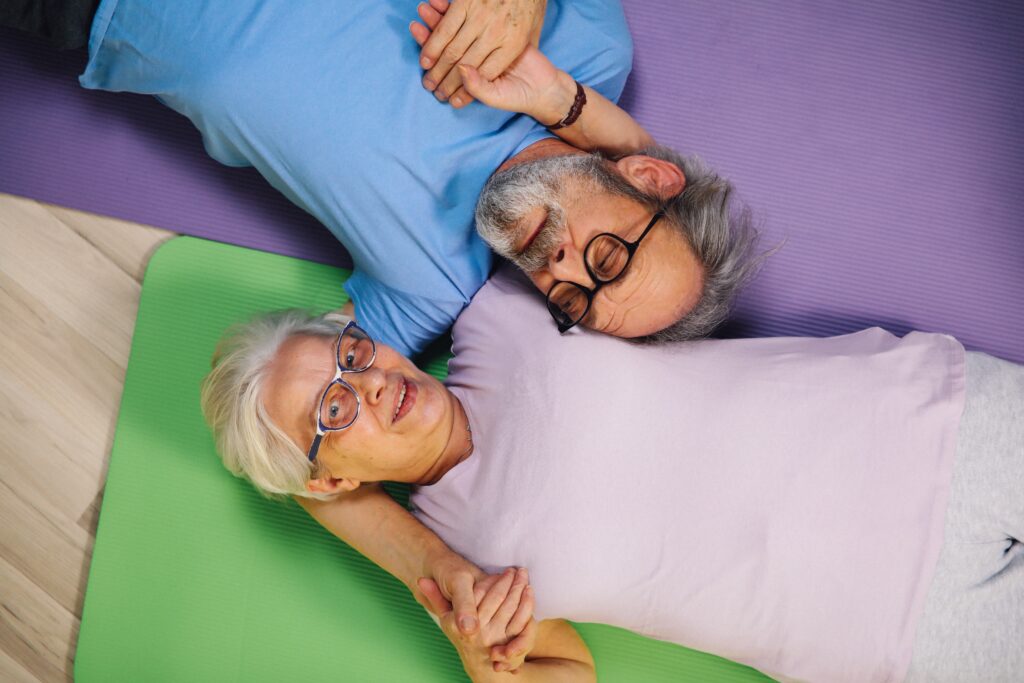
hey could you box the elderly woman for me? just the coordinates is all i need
[202,265,1023,683]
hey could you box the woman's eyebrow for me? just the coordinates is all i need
[307,377,332,426]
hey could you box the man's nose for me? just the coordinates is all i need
[546,240,591,285]
[346,367,387,405]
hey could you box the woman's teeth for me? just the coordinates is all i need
[394,381,407,420]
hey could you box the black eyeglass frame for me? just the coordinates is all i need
[306,321,377,462]
[545,210,665,333]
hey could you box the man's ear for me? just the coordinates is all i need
[615,155,686,200]
[306,475,361,495]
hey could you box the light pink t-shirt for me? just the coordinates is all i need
[410,269,966,683]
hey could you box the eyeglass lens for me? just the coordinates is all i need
[319,382,359,429]
[338,325,375,370]
[547,281,591,325]
[318,326,375,430]
[546,236,632,325]
[585,235,631,282]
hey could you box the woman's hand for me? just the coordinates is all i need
[420,567,536,675]
[409,0,546,109]
[416,551,488,636]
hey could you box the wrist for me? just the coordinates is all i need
[421,544,480,586]
[459,648,499,683]
[535,70,578,127]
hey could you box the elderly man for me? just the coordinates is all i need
[69,0,757,356]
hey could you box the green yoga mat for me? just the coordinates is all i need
[75,236,773,682]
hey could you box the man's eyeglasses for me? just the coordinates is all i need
[545,211,665,333]
[306,321,377,463]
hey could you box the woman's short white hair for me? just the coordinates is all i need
[200,308,353,501]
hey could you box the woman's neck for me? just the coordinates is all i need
[417,394,474,486]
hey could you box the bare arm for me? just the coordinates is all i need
[461,618,595,683]
[296,484,486,634]
[410,8,653,157]
[426,569,595,682]
[526,69,654,158]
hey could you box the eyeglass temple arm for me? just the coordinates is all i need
[307,433,324,462]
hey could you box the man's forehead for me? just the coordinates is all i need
[589,269,651,335]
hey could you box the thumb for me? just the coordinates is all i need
[458,64,496,105]
[417,577,453,618]
[449,571,480,636]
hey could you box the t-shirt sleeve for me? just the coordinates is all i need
[547,0,634,104]
[80,0,253,168]
[345,271,466,359]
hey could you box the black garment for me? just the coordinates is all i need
[1,0,101,49]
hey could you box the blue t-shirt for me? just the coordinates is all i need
[81,0,633,356]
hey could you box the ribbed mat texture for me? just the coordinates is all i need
[73,236,771,682]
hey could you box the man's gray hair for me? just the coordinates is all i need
[627,146,764,343]
[200,309,352,501]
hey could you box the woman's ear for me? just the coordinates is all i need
[614,155,686,200]
[306,476,361,495]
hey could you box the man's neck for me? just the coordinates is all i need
[495,138,586,175]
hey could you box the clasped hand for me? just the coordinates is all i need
[419,567,538,674]
[409,0,547,109]
[410,0,574,127]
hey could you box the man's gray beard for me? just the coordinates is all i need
[475,154,609,273]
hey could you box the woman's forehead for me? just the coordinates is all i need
[264,335,335,429]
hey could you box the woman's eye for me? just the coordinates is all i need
[328,401,340,418]
[344,350,357,368]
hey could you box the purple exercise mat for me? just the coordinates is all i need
[2,1,1022,362]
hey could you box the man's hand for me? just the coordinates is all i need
[412,9,572,125]
[409,0,546,109]
[420,568,536,675]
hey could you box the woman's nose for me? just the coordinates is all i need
[347,367,386,405]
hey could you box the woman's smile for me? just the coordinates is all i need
[393,376,417,424]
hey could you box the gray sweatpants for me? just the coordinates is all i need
[904,352,1024,682]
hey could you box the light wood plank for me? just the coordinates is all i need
[0,554,76,683]
[45,202,173,283]
[0,478,93,617]
[0,273,122,516]
[0,194,154,366]
[0,647,40,683]
[0,194,177,683]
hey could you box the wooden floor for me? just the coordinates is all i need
[0,192,175,683]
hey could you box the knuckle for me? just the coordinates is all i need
[423,35,443,58]
[440,44,465,66]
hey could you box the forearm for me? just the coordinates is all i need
[462,657,595,683]
[535,70,654,157]
[459,619,595,683]
[296,484,469,591]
